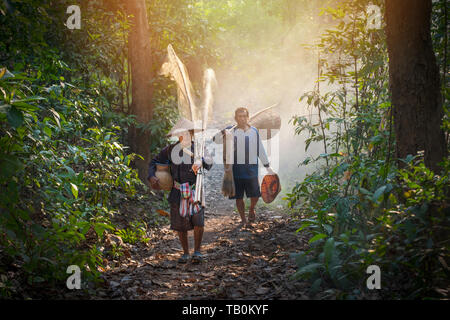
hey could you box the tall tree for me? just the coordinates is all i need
[385,0,447,172]
[125,0,154,182]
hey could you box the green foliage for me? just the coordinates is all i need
[287,0,449,299]
[0,0,222,297]
[142,95,178,155]
[289,155,449,299]
[115,220,150,245]
[0,64,148,294]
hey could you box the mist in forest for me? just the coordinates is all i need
[207,4,334,195]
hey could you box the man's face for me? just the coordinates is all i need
[235,111,249,128]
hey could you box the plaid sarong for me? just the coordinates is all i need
[173,181,201,217]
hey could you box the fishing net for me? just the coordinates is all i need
[160,44,217,205]
[160,44,199,122]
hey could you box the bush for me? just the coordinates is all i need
[0,66,146,296]
[286,0,449,299]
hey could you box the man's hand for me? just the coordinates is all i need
[266,166,276,175]
[148,176,160,189]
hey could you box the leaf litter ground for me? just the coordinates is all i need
[78,164,312,299]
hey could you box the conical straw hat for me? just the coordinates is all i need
[167,118,203,137]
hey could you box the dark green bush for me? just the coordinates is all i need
[287,0,449,299]
[0,66,146,294]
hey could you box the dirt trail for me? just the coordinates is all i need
[97,164,311,300]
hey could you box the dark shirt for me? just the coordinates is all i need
[148,141,212,204]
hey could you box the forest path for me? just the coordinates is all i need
[97,164,311,300]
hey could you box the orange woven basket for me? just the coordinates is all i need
[261,174,281,203]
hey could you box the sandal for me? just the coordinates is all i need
[178,254,190,264]
[248,211,256,222]
[191,251,204,263]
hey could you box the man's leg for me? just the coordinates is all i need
[194,226,204,253]
[177,231,189,255]
[232,178,246,225]
[249,197,259,222]
[236,198,247,224]
[247,177,261,223]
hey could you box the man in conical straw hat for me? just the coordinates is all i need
[147,118,212,263]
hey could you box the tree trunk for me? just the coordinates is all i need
[125,0,154,183]
[385,0,447,173]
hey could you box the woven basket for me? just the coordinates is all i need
[261,174,281,203]
[249,107,281,130]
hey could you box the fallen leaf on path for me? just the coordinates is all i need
[123,250,131,259]
[255,287,270,295]
[156,209,169,217]
[230,290,243,298]
[202,272,215,277]
[152,280,172,289]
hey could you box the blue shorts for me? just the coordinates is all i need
[229,177,261,200]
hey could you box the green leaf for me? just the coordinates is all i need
[38,257,56,266]
[33,276,45,283]
[324,237,335,265]
[290,252,307,267]
[323,224,333,235]
[372,185,387,202]
[11,101,39,111]
[296,222,312,233]
[310,278,322,293]
[1,69,15,79]
[49,108,61,129]
[309,233,327,243]
[79,221,91,235]
[13,96,46,103]
[94,224,105,238]
[0,104,10,113]
[359,187,371,195]
[7,105,24,128]
[0,156,23,178]
[294,263,323,278]
[64,165,76,178]
[70,183,78,199]
[113,142,122,150]
[94,223,114,238]
[43,126,52,138]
